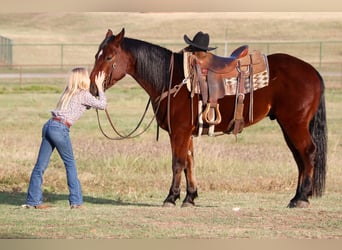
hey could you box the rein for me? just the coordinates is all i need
[167,53,174,135]
[96,99,156,140]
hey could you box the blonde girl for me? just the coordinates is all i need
[25,67,106,209]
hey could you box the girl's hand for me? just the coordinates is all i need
[95,71,106,92]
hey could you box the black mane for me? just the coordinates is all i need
[122,37,174,93]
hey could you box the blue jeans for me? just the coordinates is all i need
[26,119,83,206]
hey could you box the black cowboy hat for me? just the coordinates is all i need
[184,31,217,51]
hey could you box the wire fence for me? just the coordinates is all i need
[0,41,341,88]
[1,41,341,66]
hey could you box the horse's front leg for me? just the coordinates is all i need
[182,136,198,207]
[163,133,192,207]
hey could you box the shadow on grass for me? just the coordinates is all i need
[0,191,160,207]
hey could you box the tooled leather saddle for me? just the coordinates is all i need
[183,45,269,136]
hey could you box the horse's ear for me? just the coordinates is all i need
[106,29,113,38]
[114,28,125,44]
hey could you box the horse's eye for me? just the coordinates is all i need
[106,56,113,61]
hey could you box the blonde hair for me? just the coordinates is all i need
[56,67,90,110]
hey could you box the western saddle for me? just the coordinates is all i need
[184,45,269,136]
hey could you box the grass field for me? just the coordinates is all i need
[0,12,341,239]
[0,80,341,239]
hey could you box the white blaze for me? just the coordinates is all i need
[97,49,103,60]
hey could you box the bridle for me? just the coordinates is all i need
[104,56,117,90]
[95,54,162,140]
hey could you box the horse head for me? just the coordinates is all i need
[90,28,129,96]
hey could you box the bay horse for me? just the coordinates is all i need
[89,28,327,208]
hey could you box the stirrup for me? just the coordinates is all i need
[202,103,221,125]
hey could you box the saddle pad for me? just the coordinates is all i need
[223,63,269,95]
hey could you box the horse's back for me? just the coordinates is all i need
[268,53,322,88]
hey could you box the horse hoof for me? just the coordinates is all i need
[295,200,310,208]
[181,202,195,208]
[163,202,176,207]
[288,200,310,208]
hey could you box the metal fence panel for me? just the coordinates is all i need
[0,35,13,65]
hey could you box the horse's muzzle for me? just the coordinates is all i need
[90,83,99,97]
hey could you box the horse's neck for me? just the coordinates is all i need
[130,74,160,100]
[128,47,175,100]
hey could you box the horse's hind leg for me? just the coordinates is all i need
[182,136,198,207]
[279,123,316,208]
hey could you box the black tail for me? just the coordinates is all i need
[309,72,327,197]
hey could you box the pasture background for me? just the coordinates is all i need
[0,12,341,239]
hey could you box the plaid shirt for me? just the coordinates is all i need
[51,90,106,125]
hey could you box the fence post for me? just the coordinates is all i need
[319,41,323,68]
[224,28,228,57]
[224,41,228,57]
[60,44,64,69]
[9,39,13,65]
[19,65,22,87]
